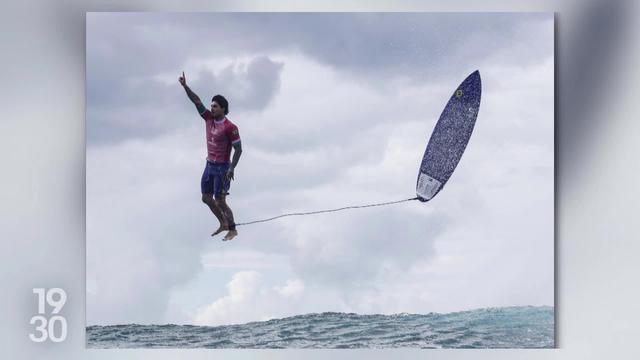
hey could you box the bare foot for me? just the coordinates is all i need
[222,229,238,241]
[212,225,228,237]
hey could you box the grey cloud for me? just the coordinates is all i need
[216,13,552,82]
[235,130,394,198]
[87,55,283,144]
[286,208,445,290]
[87,12,551,144]
[196,56,284,112]
[87,170,210,324]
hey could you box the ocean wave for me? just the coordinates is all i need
[87,305,554,349]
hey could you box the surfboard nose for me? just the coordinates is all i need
[465,70,481,85]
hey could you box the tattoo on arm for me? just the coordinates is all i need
[183,85,207,114]
[183,85,202,105]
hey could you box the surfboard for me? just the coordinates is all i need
[416,70,482,202]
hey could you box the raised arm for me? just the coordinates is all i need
[179,71,207,114]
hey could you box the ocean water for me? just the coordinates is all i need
[86,306,553,349]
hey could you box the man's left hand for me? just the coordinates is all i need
[225,168,235,181]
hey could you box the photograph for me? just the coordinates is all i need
[85,12,554,348]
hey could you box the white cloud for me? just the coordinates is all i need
[274,279,305,299]
[201,250,289,269]
[193,271,307,326]
[193,271,261,325]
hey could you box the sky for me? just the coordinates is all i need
[86,12,554,326]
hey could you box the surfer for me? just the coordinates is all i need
[179,71,242,241]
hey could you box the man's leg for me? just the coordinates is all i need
[215,195,238,241]
[202,193,228,236]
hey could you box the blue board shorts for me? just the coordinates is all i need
[201,160,231,196]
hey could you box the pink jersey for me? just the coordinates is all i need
[200,110,241,163]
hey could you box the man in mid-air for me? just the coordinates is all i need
[179,72,242,241]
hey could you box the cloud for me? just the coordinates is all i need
[86,12,553,145]
[201,249,289,269]
[87,55,284,144]
[193,271,306,326]
[274,279,305,299]
[87,12,551,84]
[284,208,443,291]
[86,132,209,325]
[214,56,284,112]
[192,271,263,326]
